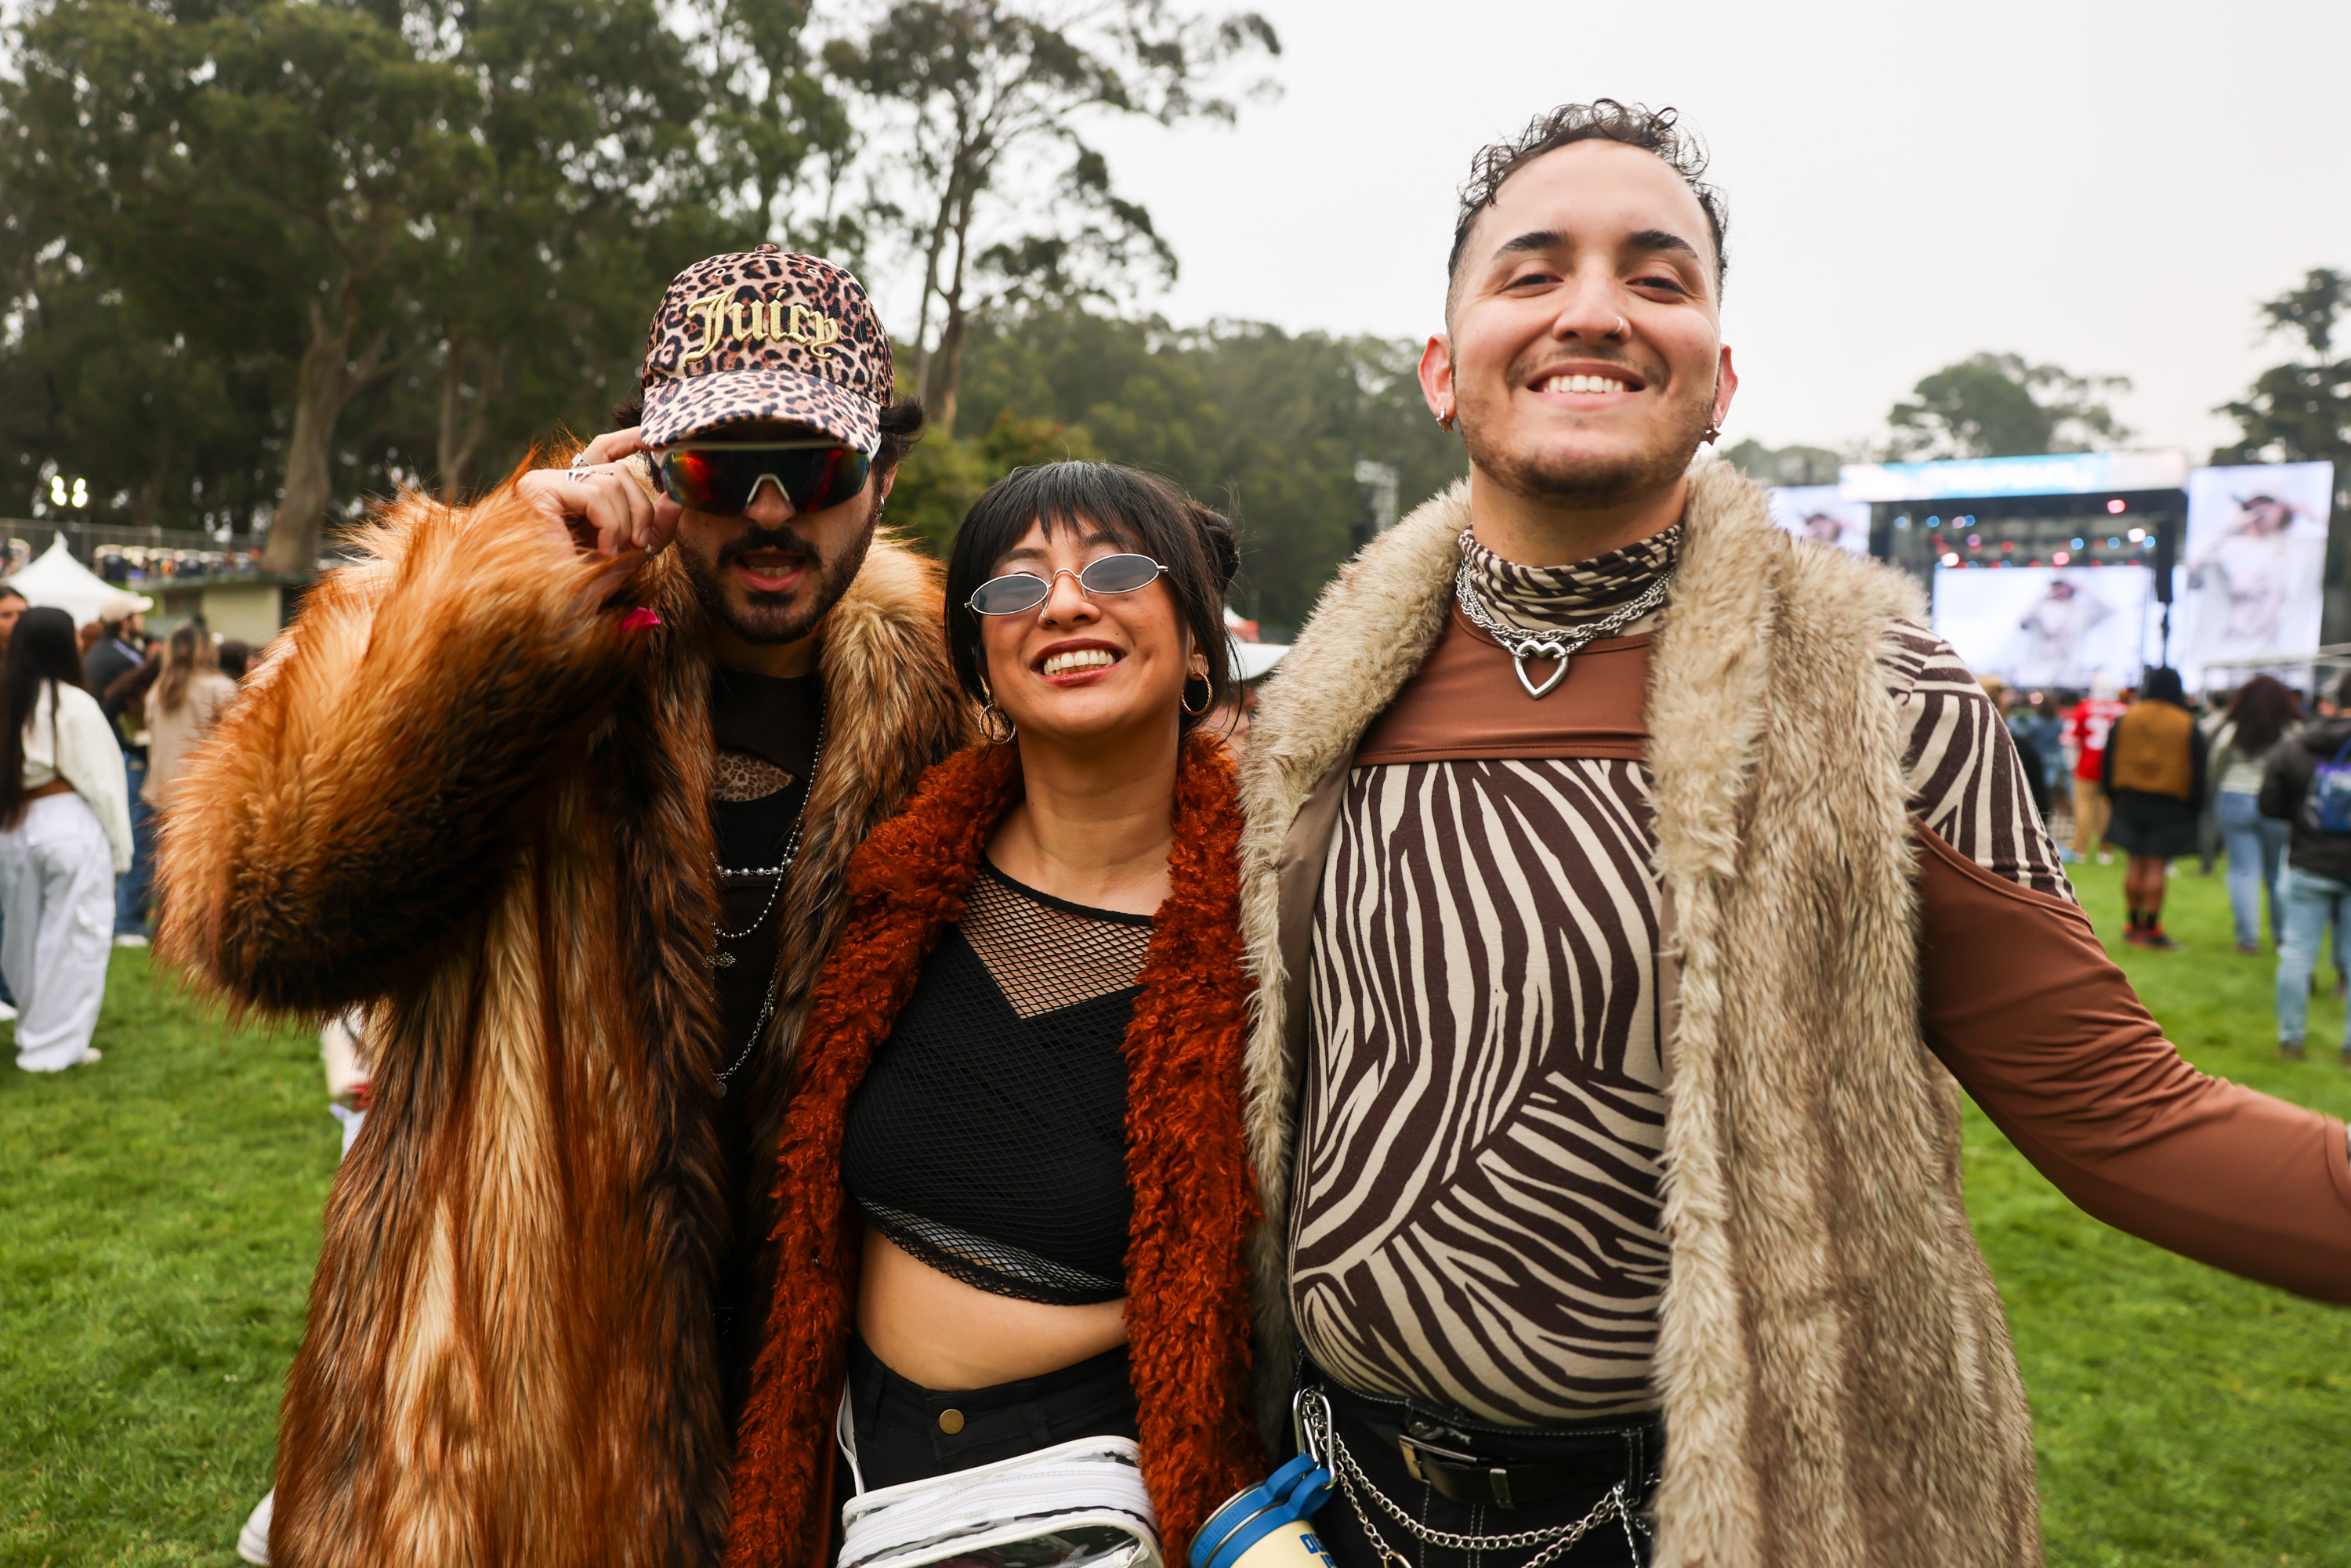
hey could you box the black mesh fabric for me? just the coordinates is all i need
[842,860,1153,1305]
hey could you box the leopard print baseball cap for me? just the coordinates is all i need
[639,246,891,454]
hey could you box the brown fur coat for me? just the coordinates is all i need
[722,737,1264,1568]
[1237,463,2041,1566]
[156,474,969,1568]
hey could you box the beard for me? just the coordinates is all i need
[680,501,878,646]
[1459,389,1714,512]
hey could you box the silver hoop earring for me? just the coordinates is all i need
[979,697,1016,744]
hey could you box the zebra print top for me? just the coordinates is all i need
[1289,525,2070,1424]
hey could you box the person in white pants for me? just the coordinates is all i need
[0,607,133,1073]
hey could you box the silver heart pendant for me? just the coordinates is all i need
[1516,645,1570,698]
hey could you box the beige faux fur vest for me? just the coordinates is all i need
[1236,462,2041,1566]
[158,474,969,1568]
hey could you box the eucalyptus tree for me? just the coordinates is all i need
[1886,351,2132,460]
[825,0,1278,432]
[3,0,482,567]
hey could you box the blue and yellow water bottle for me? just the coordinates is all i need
[1190,1453,1338,1568]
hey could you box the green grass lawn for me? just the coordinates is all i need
[2,861,2348,1565]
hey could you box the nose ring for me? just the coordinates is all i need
[1612,315,1628,338]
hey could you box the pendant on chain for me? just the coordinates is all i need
[1515,643,1571,699]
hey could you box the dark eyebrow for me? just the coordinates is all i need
[996,529,1129,568]
[1491,226,1703,266]
[1493,229,1567,262]
[1625,228,1702,263]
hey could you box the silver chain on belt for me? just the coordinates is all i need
[1298,1390,1637,1568]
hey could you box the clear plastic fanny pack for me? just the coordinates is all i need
[835,1393,1163,1568]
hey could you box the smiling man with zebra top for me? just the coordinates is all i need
[1234,100,2351,1567]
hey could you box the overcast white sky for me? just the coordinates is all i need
[1075,0,2351,462]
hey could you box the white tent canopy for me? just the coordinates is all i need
[5,538,150,626]
[1232,641,1290,682]
[1223,604,1290,682]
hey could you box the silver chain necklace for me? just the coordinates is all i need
[1453,531,1676,699]
[706,699,828,1095]
[714,951,781,1098]
[706,702,829,968]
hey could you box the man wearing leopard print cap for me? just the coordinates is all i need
[160,246,969,1568]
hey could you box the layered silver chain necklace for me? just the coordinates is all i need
[708,701,829,1096]
[1452,530,1676,699]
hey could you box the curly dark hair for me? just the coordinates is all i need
[1447,100,1730,305]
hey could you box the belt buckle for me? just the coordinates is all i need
[1397,1423,1513,1506]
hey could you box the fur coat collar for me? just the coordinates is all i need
[723,736,1264,1568]
[157,476,970,1568]
[1235,462,2041,1567]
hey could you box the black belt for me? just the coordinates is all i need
[1389,1424,1578,1508]
[1312,1375,1662,1512]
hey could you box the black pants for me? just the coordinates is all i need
[840,1333,1140,1493]
[1304,1374,1662,1568]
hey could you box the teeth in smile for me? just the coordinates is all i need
[1542,374,1630,394]
[1042,648,1118,676]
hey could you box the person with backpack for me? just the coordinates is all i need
[2101,667,2209,949]
[2259,672,2351,1060]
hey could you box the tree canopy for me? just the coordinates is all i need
[1,0,1463,625]
[888,303,1460,632]
[11,0,2329,636]
[1886,352,2132,460]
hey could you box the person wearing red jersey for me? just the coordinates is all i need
[2065,672,2130,863]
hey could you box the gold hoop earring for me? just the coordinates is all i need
[979,696,1016,744]
[1181,675,1212,715]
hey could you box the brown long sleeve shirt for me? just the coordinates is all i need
[1291,530,2351,1425]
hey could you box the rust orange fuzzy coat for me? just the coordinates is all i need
[723,737,1264,1568]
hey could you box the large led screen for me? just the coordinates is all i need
[1768,484,1871,555]
[1932,565,2156,692]
[2174,461,2335,681]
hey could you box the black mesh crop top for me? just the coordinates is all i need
[840,860,1153,1305]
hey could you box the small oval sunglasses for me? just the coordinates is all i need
[965,554,1168,616]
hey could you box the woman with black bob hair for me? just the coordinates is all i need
[0,606,132,1073]
[726,462,1273,1566]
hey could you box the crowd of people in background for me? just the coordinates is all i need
[1,586,248,1073]
[1988,662,2351,1063]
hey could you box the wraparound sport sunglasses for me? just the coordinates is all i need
[965,554,1168,616]
[652,441,872,518]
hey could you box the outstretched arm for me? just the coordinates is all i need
[157,465,668,1014]
[1916,824,2351,1300]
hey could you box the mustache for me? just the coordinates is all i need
[716,523,824,570]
